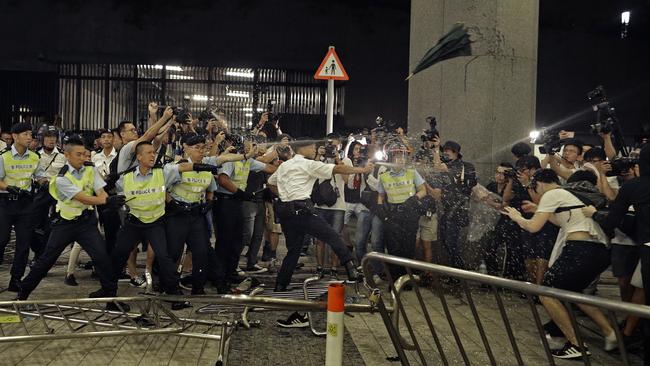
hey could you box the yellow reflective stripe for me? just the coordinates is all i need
[171,171,211,203]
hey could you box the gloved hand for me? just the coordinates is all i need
[105,195,126,209]
[192,163,220,174]
[6,186,21,195]
[232,189,254,201]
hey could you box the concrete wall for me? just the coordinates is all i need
[408,0,539,181]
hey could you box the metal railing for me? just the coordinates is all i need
[361,252,650,366]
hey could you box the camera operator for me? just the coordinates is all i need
[503,169,616,358]
[436,140,477,270]
[254,112,283,141]
[313,133,349,275]
[543,138,584,182]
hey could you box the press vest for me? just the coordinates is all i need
[1,150,39,190]
[123,168,166,223]
[171,170,212,203]
[379,169,416,204]
[49,167,95,220]
[232,160,251,191]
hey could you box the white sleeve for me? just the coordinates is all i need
[268,172,278,186]
[308,160,335,180]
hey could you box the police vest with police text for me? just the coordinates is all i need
[379,169,416,204]
[1,150,39,190]
[171,169,212,203]
[123,168,166,223]
[232,160,251,191]
[48,166,95,220]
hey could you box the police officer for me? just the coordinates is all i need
[109,141,223,309]
[212,139,276,293]
[267,138,372,292]
[165,135,219,295]
[376,142,428,280]
[0,122,45,290]
[15,137,125,308]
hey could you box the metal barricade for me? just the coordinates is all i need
[361,252,650,366]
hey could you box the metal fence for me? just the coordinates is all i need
[57,64,345,132]
[361,252,650,366]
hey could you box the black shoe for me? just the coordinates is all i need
[261,243,272,262]
[344,261,362,282]
[117,272,131,281]
[88,288,111,298]
[7,278,21,292]
[64,274,79,286]
[276,312,309,328]
[551,342,590,359]
[171,301,192,310]
[106,301,131,312]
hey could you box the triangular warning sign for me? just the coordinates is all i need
[314,47,349,81]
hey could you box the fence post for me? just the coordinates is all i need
[325,282,345,366]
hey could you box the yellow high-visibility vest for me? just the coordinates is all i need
[379,169,416,204]
[48,167,95,220]
[123,168,166,223]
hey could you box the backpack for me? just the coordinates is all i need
[555,182,607,213]
[311,176,339,207]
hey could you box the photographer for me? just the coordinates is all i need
[437,140,477,270]
[254,112,283,141]
[583,145,650,360]
[503,169,616,358]
[543,138,583,181]
[313,133,349,275]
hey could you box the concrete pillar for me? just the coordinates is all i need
[408,0,539,180]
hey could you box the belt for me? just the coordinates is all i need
[52,210,94,225]
[166,200,206,215]
[0,192,33,201]
[387,202,406,213]
[215,193,237,200]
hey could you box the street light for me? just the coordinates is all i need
[621,11,630,39]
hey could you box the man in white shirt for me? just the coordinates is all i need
[267,138,373,292]
[38,130,67,180]
[91,129,117,179]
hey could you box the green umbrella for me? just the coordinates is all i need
[406,23,473,81]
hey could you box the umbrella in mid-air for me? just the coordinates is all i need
[406,23,473,80]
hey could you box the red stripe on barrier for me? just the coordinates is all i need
[327,283,345,312]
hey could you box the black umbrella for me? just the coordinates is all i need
[406,23,473,81]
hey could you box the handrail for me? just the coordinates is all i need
[362,252,650,318]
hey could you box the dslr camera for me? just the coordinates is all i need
[420,116,439,142]
[324,140,338,159]
[607,157,639,177]
[531,128,562,154]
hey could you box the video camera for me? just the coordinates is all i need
[531,128,562,154]
[324,140,338,159]
[420,116,439,142]
[607,157,639,177]
[587,85,629,156]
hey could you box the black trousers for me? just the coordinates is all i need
[439,212,466,269]
[213,198,244,286]
[98,206,121,253]
[111,217,180,295]
[165,212,209,293]
[277,210,353,288]
[383,208,419,280]
[19,214,117,298]
[0,197,36,280]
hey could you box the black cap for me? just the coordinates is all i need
[442,140,462,158]
[11,122,32,134]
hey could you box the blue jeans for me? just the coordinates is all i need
[346,205,384,274]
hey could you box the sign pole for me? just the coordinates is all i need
[314,45,349,135]
[326,78,334,134]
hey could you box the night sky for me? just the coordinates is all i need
[1,0,649,138]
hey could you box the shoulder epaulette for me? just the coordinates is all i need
[177,159,189,164]
[57,165,69,177]
[83,161,95,167]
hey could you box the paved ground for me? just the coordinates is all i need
[0,235,645,365]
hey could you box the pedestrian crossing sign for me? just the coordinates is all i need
[314,46,349,81]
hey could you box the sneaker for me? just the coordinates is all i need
[236,267,246,277]
[604,333,618,352]
[129,275,146,288]
[551,342,591,359]
[243,264,268,274]
[171,301,192,311]
[64,274,79,286]
[144,271,153,291]
[276,311,309,328]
